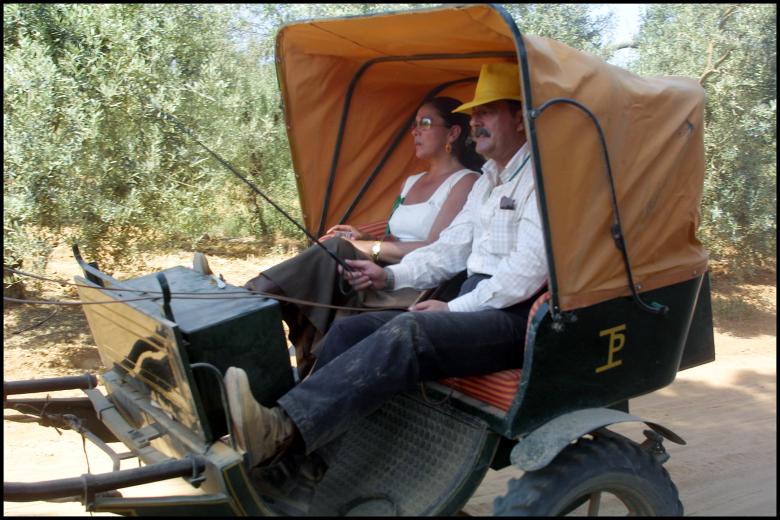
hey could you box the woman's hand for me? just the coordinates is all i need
[339,259,387,291]
[325,224,370,241]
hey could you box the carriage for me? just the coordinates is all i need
[4,4,714,515]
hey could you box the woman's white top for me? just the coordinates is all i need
[387,169,476,242]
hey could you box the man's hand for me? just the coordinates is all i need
[410,299,449,312]
[340,259,387,291]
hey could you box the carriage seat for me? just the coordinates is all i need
[327,219,551,414]
[438,291,550,412]
[353,220,389,239]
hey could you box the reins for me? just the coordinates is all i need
[148,99,354,274]
[3,266,407,312]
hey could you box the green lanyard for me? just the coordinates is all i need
[499,154,532,211]
[505,153,531,184]
[384,195,405,237]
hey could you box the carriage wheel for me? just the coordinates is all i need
[493,432,683,516]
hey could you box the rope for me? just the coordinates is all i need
[80,423,92,474]
[4,296,163,306]
[3,266,408,312]
[10,307,59,335]
[5,266,224,294]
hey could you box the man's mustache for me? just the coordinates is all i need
[466,127,490,145]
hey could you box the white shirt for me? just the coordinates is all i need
[388,143,547,312]
[388,169,476,241]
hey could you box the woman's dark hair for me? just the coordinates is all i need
[423,96,485,172]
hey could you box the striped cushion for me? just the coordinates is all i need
[439,291,550,412]
[356,220,389,239]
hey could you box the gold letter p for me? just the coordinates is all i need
[595,324,626,373]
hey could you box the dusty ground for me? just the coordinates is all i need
[3,240,776,516]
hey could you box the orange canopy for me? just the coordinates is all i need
[275,4,708,311]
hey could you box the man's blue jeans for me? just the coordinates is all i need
[278,279,538,452]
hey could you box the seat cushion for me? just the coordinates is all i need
[438,291,550,412]
[439,369,522,412]
[356,220,389,239]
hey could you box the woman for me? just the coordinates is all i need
[245,96,483,376]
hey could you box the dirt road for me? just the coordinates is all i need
[463,329,777,516]
[3,248,776,515]
[5,332,775,517]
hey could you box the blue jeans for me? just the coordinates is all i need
[278,276,539,452]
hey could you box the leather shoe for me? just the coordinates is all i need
[192,252,213,275]
[225,367,295,467]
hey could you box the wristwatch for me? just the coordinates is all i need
[371,241,381,262]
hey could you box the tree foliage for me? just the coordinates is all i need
[632,4,776,271]
[4,3,774,280]
[4,2,608,274]
[502,4,613,58]
[4,3,299,271]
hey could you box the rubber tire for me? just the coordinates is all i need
[493,432,683,516]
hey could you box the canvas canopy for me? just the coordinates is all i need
[275,4,708,312]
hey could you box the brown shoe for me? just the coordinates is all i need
[225,367,295,467]
[192,252,213,275]
[243,273,282,294]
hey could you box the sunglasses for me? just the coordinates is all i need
[410,116,451,132]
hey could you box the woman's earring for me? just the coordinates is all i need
[445,142,452,154]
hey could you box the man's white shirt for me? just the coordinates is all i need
[388,143,548,312]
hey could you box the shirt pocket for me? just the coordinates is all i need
[487,208,519,255]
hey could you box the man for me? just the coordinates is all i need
[225,62,548,468]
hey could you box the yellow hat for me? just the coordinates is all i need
[453,63,522,114]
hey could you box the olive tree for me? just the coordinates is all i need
[503,3,613,58]
[4,3,298,274]
[3,2,618,284]
[632,4,776,272]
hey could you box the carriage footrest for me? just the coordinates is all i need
[296,391,497,515]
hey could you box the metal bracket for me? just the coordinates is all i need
[640,428,670,464]
[551,311,577,332]
[130,424,163,449]
[188,455,207,488]
[155,272,176,322]
[529,98,670,317]
[81,474,96,511]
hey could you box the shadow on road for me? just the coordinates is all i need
[710,271,776,339]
